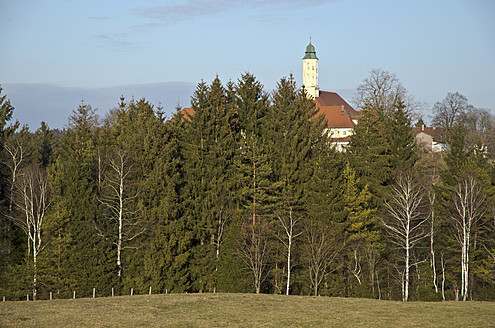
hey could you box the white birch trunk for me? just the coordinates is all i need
[451,176,485,302]
[99,150,144,278]
[429,190,438,294]
[383,172,429,302]
[117,162,124,277]
[441,252,446,300]
[286,234,291,295]
[405,226,410,302]
[14,168,48,301]
[277,206,302,296]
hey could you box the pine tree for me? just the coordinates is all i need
[387,100,416,171]
[179,77,239,292]
[232,73,274,293]
[47,102,113,297]
[266,74,327,294]
[34,122,55,167]
[303,145,345,296]
[144,106,191,293]
[347,104,391,199]
[104,97,171,291]
[340,163,380,297]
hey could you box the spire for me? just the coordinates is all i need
[302,37,319,99]
[303,37,318,60]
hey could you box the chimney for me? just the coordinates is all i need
[421,124,424,131]
[341,105,344,112]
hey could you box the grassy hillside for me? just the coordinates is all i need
[1,293,494,327]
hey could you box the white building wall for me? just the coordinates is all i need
[303,58,319,99]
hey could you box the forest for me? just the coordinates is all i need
[0,70,494,302]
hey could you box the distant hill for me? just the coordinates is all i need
[2,82,196,130]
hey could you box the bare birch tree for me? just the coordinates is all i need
[98,149,144,277]
[365,243,381,299]
[427,184,439,294]
[383,172,429,301]
[213,202,231,261]
[305,219,342,296]
[12,167,49,300]
[3,138,28,255]
[5,139,27,212]
[239,218,271,294]
[450,174,486,301]
[275,204,302,295]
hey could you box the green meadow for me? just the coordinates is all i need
[1,293,494,327]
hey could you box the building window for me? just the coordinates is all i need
[343,130,347,136]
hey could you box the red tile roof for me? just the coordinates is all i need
[178,107,194,121]
[319,106,355,128]
[315,91,359,128]
[316,91,360,118]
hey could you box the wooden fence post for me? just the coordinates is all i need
[149,286,152,295]
[131,288,133,296]
[73,291,76,299]
[3,296,5,302]
[93,288,96,298]
[112,288,114,297]
[50,292,52,301]
[27,294,29,301]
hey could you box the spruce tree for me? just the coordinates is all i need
[180,77,239,292]
[347,103,391,199]
[266,74,327,294]
[232,73,274,293]
[144,106,191,293]
[387,100,416,171]
[47,103,112,297]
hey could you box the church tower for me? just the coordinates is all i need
[302,38,319,99]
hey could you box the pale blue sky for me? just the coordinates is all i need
[1,0,494,129]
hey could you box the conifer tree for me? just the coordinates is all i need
[387,100,417,171]
[267,74,327,294]
[233,73,274,293]
[0,86,20,270]
[47,103,112,296]
[104,97,170,291]
[180,77,238,292]
[340,163,379,296]
[34,122,55,167]
[303,146,345,296]
[143,106,190,293]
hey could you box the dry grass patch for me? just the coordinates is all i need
[1,293,494,327]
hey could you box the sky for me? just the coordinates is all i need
[1,0,494,130]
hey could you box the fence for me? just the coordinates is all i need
[2,286,172,302]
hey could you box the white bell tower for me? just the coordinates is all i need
[302,37,319,99]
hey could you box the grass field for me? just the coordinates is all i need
[1,293,494,327]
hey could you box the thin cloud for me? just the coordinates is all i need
[93,33,137,51]
[135,0,337,24]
